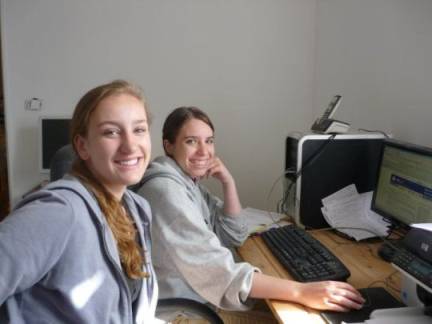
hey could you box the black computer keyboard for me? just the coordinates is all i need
[260,225,351,282]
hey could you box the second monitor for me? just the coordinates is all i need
[372,139,432,227]
[40,117,71,173]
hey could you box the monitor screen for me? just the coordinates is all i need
[40,117,71,172]
[371,140,432,227]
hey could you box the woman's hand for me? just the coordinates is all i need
[251,273,364,312]
[206,157,242,215]
[206,157,234,185]
[295,280,365,312]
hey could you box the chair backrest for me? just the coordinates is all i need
[49,144,75,181]
[157,298,223,324]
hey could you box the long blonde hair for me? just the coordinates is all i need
[70,80,149,279]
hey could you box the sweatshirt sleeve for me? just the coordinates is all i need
[200,185,249,248]
[139,177,259,310]
[0,190,75,304]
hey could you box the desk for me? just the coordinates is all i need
[237,229,401,323]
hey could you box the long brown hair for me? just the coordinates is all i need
[70,80,149,279]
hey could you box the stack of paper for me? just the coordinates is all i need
[243,207,288,235]
[321,184,390,241]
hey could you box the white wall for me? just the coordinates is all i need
[1,0,317,209]
[6,1,429,211]
[314,0,432,147]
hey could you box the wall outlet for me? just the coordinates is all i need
[25,98,43,111]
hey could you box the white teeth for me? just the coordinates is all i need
[119,159,138,166]
[191,160,207,167]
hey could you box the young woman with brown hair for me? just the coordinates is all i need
[138,106,364,313]
[0,80,159,323]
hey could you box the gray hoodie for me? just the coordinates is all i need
[138,156,258,311]
[0,177,159,323]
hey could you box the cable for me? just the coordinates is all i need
[279,133,337,214]
[276,168,296,214]
[265,168,297,227]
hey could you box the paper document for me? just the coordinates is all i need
[243,207,288,235]
[321,185,390,241]
[411,223,432,233]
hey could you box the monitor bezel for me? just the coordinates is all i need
[39,116,72,173]
[371,139,432,228]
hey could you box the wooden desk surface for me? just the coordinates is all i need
[237,229,401,324]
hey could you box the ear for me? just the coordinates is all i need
[163,139,174,156]
[74,135,90,160]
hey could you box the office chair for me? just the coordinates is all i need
[49,145,223,324]
[49,144,76,181]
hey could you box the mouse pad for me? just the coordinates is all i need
[320,287,405,324]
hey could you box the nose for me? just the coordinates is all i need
[121,132,137,153]
[196,141,207,155]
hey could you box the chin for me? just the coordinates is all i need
[123,174,144,186]
[126,179,141,186]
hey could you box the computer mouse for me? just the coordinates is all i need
[320,287,404,323]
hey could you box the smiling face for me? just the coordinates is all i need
[165,118,215,179]
[74,93,151,199]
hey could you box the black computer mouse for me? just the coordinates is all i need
[320,287,404,323]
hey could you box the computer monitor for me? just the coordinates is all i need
[371,139,432,228]
[40,117,71,173]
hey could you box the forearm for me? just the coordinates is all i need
[248,272,300,301]
[249,272,365,312]
[222,178,242,215]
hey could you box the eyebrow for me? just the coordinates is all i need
[183,135,214,140]
[97,119,148,127]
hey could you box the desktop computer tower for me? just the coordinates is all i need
[284,132,386,229]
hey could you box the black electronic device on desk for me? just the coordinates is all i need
[39,117,71,173]
[260,225,350,282]
[284,132,386,229]
[371,139,432,289]
[392,227,432,295]
[378,240,401,263]
[370,139,432,317]
[371,139,432,230]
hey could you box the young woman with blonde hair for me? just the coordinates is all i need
[0,80,159,323]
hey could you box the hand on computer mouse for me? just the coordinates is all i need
[295,281,365,312]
